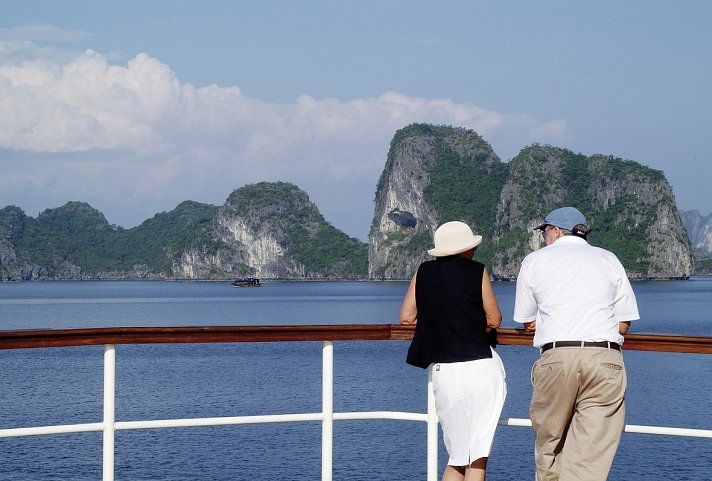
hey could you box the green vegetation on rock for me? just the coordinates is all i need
[423,131,509,269]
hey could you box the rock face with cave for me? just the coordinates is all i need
[368,123,693,280]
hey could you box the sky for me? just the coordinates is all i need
[1,1,710,241]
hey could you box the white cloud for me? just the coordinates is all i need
[0,39,568,236]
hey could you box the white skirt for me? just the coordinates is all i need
[429,349,507,466]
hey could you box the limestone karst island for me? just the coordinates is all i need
[2,124,710,282]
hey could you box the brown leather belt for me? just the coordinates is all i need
[540,340,621,353]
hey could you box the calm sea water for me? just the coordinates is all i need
[1,279,711,480]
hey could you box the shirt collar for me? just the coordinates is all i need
[552,235,588,246]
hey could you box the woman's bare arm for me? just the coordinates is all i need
[482,267,502,329]
[399,273,418,325]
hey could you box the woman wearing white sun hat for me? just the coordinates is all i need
[400,221,507,481]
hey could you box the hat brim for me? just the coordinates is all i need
[533,222,548,231]
[427,235,483,257]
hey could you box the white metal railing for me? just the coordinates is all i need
[103,344,116,481]
[1,339,711,481]
[0,342,438,481]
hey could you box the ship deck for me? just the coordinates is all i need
[1,325,711,481]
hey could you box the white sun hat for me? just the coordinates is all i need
[427,221,483,257]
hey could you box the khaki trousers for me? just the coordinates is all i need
[530,347,626,481]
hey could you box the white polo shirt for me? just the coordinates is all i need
[513,235,640,348]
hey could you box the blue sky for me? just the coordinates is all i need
[1,1,710,240]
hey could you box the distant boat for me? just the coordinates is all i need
[232,277,261,287]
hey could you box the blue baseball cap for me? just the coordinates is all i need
[534,207,588,231]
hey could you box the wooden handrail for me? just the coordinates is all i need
[0,325,393,349]
[1,326,711,354]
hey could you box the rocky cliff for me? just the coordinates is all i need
[680,209,712,274]
[0,202,117,280]
[176,182,368,279]
[369,124,694,280]
[0,206,33,280]
[680,210,712,254]
[368,124,506,279]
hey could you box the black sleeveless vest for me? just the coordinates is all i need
[406,256,493,369]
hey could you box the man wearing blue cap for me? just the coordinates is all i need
[513,207,640,481]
